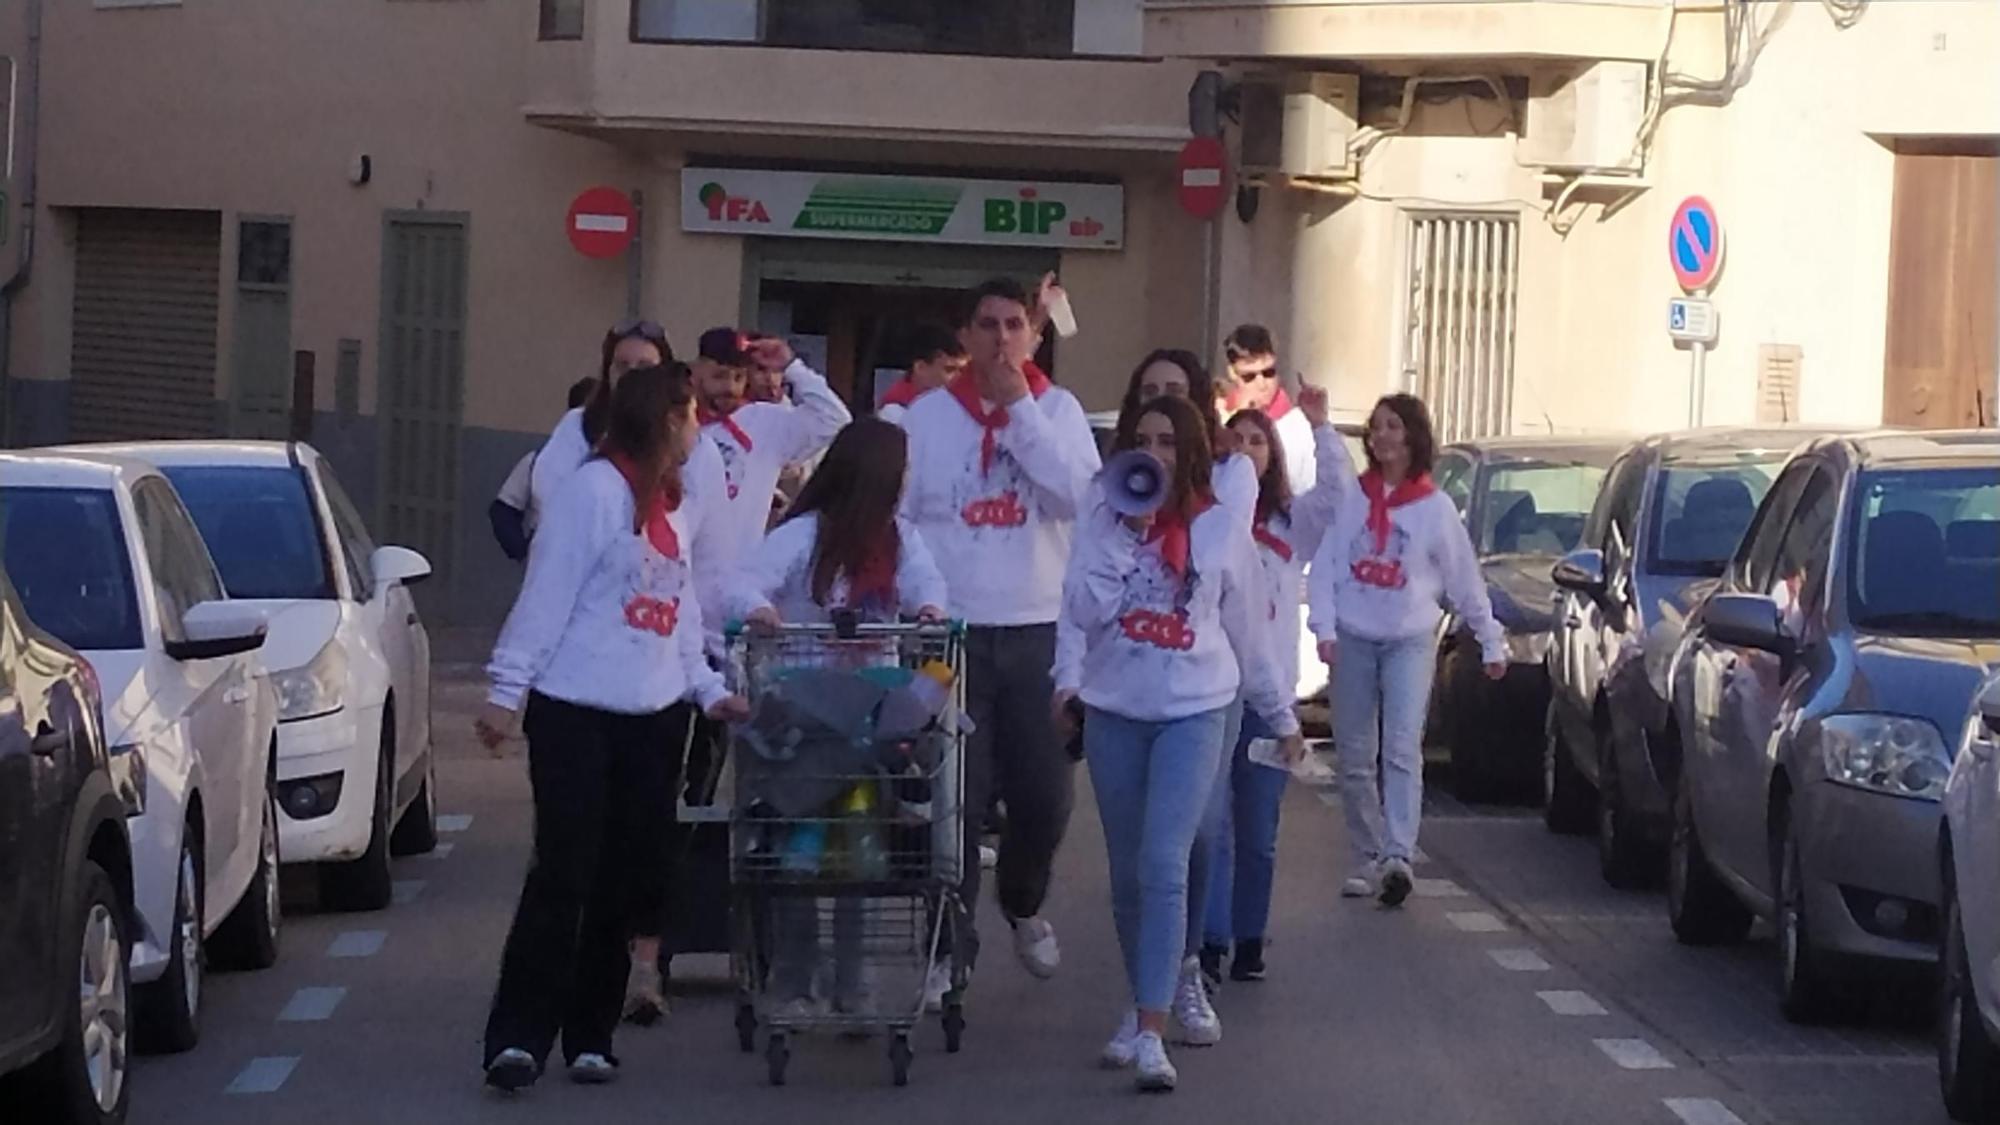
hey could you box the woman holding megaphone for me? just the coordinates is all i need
[1054,394,1303,1093]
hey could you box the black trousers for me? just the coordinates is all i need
[483,693,687,1068]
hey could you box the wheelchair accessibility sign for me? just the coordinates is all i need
[1668,297,1718,344]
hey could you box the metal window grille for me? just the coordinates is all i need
[1402,213,1520,443]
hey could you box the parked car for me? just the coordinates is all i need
[78,442,438,912]
[0,561,139,1125]
[1667,429,2000,1023]
[1545,427,1824,886]
[1425,436,1622,802]
[1941,669,2000,1121]
[1,452,281,1053]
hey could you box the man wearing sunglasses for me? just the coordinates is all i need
[1225,324,1317,493]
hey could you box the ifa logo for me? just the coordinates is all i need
[699,182,771,224]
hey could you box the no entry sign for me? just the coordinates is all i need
[1176,137,1228,220]
[567,187,637,259]
[1668,196,1724,293]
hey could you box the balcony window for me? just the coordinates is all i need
[630,0,1077,58]
[541,0,584,39]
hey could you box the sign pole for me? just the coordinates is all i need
[1200,217,1217,365]
[1689,329,1707,427]
[625,188,645,320]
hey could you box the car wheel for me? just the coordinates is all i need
[137,832,203,1053]
[1776,808,1843,1024]
[1941,879,2000,1121]
[1666,769,1751,946]
[321,717,394,913]
[1597,734,1653,890]
[390,743,439,857]
[1543,706,1594,835]
[211,770,282,971]
[21,861,132,1125]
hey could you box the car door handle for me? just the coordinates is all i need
[30,721,68,757]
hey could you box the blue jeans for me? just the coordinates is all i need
[1085,706,1229,1013]
[1202,708,1290,945]
[1184,700,1243,957]
[1331,630,1438,865]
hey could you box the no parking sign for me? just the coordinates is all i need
[1668,196,1724,293]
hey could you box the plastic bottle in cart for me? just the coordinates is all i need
[874,659,955,740]
[782,821,827,877]
[840,784,890,881]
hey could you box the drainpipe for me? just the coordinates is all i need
[0,0,41,446]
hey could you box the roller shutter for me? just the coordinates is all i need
[70,208,222,441]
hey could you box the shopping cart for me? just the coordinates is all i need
[722,617,969,1087]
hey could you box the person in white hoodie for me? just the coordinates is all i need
[1306,392,1503,909]
[1058,394,1303,1092]
[1198,385,1356,985]
[899,276,1099,1001]
[475,363,750,1093]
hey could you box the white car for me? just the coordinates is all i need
[1940,669,2000,1121]
[83,441,438,913]
[0,451,282,1054]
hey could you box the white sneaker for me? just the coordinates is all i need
[1100,1012,1141,1069]
[1171,958,1222,1046]
[922,960,954,1014]
[566,1053,618,1085]
[1133,1031,1177,1092]
[1341,860,1381,898]
[1011,917,1060,979]
[1378,857,1415,908]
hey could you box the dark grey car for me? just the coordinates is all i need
[1427,436,1623,803]
[1544,427,1826,887]
[1667,430,2000,1024]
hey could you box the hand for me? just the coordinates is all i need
[707,695,751,723]
[474,703,519,756]
[1318,639,1338,668]
[1051,689,1080,739]
[1277,732,1308,766]
[915,604,946,624]
[745,606,781,633]
[1484,661,1507,682]
[1212,423,1242,457]
[746,335,793,372]
[1030,271,1061,331]
[1299,384,1330,428]
[988,357,1031,407]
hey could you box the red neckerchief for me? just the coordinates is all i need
[607,453,682,560]
[946,361,1053,476]
[844,531,900,609]
[1252,518,1294,563]
[1359,469,1436,554]
[698,406,754,453]
[880,377,923,409]
[1263,386,1295,421]
[1144,493,1217,579]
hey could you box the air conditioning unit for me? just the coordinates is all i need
[1520,60,1647,172]
[1239,72,1359,182]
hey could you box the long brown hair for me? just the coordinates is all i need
[785,418,908,606]
[1117,395,1214,523]
[1227,407,1293,524]
[597,362,695,532]
[1365,393,1438,477]
[582,321,674,447]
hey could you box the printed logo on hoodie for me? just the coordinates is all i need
[1114,544,1202,653]
[622,527,690,638]
[1348,523,1413,591]
[954,452,1031,530]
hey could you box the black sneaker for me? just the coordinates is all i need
[1197,943,1226,991]
[1229,939,1266,982]
[485,1048,539,1093]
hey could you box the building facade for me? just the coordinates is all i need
[0,0,1209,622]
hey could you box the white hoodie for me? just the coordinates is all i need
[1306,483,1504,665]
[898,379,1099,626]
[1058,501,1299,736]
[487,459,728,715]
[701,359,851,574]
[728,516,948,625]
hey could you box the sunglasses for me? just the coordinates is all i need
[608,318,668,345]
[1237,364,1279,381]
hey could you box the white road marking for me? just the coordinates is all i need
[424,841,456,860]
[1489,948,1552,972]
[278,987,347,1022]
[1595,1038,1675,1070]
[392,880,426,905]
[1537,990,1609,1016]
[437,814,474,833]
[328,930,387,958]
[225,1056,300,1094]
[1447,911,1508,933]
[1414,878,1468,898]
[1665,1098,1748,1125]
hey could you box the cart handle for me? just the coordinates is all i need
[723,618,965,640]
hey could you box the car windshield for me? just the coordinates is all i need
[159,466,335,600]
[1847,466,2000,637]
[1648,457,1784,577]
[1477,461,1608,556]
[0,486,142,650]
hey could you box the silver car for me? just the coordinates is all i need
[1668,430,2000,1024]
[1940,669,2000,1121]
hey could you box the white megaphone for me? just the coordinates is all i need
[1100,449,1168,519]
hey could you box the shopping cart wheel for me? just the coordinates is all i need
[735,1001,757,1053]
[942,1002,965,1054]
[890,1032,913,1087]
[766,1032,790,1086]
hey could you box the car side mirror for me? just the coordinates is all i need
[166,601,268,662]
[371,545,432,587]
[1703,593,1793,657]
[1552,548,1608,600]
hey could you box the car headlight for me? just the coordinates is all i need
[273,641,347,721]
[1821,714,1950,801]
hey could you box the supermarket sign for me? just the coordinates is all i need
[681,168,1123,251]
